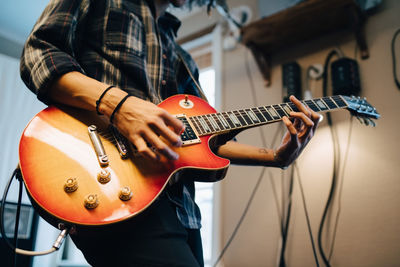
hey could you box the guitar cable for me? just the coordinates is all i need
[0,166,69,258]
[212,49,285,267]
[391,28,400,90]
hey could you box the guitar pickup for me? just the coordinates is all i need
[88,125,109,167]
[110,126,129,159]
[175,115,201,146]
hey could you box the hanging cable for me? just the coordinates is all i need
[391,28,400,89]
[327,116,354,261]
[212,48,285,267]
[0,167,69,257]
[317,49,341,267]
[294,163,320,267]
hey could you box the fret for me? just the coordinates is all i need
[258,107,273,121]
[211,113,225,131]
[253,108,267,123]
[288,102,298,112]
[204,115,216,132]
[217,113,230,129]
[266,106,281,120]
[233,110,247,126]
[304,100,320,112]
[189,117,203,135]
[273,105,288,117]
[314,98,329,111]
[322,97,338,109]
[332,95,347,108]
[222,112,236,128]
[207,114,220,132]
[280,103,293,115]
[192,116,205,135]
[228,111,242,127]
[238,110,253,125]
[198,116,211,133]
[245,109,260,124]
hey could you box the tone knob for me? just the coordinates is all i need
[84,194,99,209]
[64,178,78,193]
[119,186,133,201]
[97,169,111,184]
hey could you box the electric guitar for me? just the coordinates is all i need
[18,94,379,227]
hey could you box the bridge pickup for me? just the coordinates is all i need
[88,125,109,167]
[176,115,201,146]
[110,126,128,159]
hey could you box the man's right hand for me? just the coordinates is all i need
[110,95,184,161]
[49,72,184,161]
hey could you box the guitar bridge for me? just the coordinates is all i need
[176,115,201,146]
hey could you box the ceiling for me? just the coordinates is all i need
[0,0,49,44]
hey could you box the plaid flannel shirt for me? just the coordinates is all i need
[20,0,203,229]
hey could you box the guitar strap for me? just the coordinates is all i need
[176,47,209,103]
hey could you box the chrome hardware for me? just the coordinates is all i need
[97,169,111,184]
[88,125,109,167]
[64,178,78,193]
[84,194,99,209]
[110,126,128,158]
[119,186,133,201]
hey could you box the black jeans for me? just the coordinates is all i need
[71,194,204,267]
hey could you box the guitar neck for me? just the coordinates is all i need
[188,95,349,136]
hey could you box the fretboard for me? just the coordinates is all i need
[188,95,348,136]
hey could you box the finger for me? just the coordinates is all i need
[132,136,159,161]
[150,118,183,147]
[290,95,311,117]
[289,112,314,129]
[143,130,180,160]
[282,116,299,143]
[160,110,185,134]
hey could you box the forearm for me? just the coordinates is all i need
[49,71,127,118]
[216,141,281,168]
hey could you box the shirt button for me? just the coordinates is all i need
[161,80,167,85]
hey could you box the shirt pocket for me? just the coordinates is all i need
[105,9,144,57]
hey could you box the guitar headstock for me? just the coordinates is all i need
[341,95,380,126]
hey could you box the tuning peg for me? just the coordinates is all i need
[356,116,364,124]
[368,118,376,127]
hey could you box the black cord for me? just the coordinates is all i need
[318,50,341,267]
[212,48,285,267]
[391,28,400,90]
[0,168,19,251]
[294,163,320,267]
[279,167,294,267]
[327,116,354,261]
[212,168,265,267]
[11,170,24,267]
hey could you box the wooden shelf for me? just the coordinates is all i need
[241,0,367,86]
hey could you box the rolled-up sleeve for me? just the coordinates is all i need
[20,0,90,104]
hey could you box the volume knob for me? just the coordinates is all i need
[64,178,78,193]
[84,194,99,209]
[119,186,133,201]
[97,169,111,184]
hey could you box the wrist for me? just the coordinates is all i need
[97,87,128,118]
[273,150,288,170]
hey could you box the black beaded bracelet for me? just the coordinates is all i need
[110,94,131,124]
[96,85,115,115]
